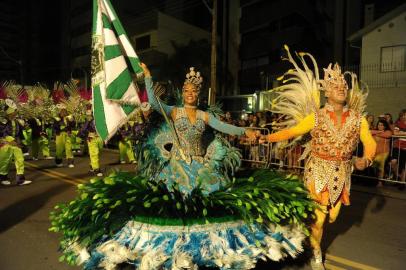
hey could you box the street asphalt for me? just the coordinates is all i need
[1,149,405,270]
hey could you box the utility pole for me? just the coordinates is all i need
[210,0,218,105]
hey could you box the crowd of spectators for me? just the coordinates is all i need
[220,110,305,171]
[367,109,406,188]
[221,109,406,189]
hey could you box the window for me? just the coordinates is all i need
[135,35,151,51]
[380,45,406,72]
[241,56,269,70]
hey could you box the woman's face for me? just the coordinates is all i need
[182,83,199,106]
[377,122,385,131]
[367,115,373,123]
[385,114,392,122]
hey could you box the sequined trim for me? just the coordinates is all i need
[154,130,174,160]
[311,108,361,161]
[174,107,206,157]
[325,103,349,113]
[304,155,352,205]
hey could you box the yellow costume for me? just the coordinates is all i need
[268,108,375,207]
[266,45,376,269]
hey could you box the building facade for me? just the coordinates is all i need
[348,3,406,118]
[238,0,365,94]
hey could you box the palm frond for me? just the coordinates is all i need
[3,80,25,102]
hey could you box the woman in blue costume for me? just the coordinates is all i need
[50,64,315,270]
[143,64,256,196]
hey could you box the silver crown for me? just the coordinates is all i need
[183,67,203,91]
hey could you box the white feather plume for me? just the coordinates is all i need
[269,45,321,131]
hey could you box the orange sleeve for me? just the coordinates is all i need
[360,117,377,161]
[267,114,315,142]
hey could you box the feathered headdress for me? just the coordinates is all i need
[58,80,91,123]
[269,45,321,132]
[267,45,368,159]
[320,63,348,92]
[1,81,26,119]
[345,71,368,115]
[19,83,56,120]
[322,63,368,114]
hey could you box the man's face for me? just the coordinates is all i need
[325,78,348,105]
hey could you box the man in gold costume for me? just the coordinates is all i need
[264,46,376,269]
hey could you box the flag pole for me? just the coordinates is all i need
[155,95,190,164]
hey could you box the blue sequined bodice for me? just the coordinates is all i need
[174,107,206,157]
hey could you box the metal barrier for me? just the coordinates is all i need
[229,128,406,185]
[352,134,406,185]
[227,127,270,167]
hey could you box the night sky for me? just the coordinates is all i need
[1,0,404,85]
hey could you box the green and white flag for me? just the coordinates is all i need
[91,0,143,142]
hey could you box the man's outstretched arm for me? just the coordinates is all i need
[267,114,315,142]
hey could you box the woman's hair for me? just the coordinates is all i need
[376,119,390,131]
[397,109,406,122]
[252,115,258,125]
[384,113,393,124]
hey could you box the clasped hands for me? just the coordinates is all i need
[244,129,261,142]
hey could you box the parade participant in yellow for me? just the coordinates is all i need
[54,105,75,168]
[264,46,376,270]
[0,100,31,186]
[79,109,104,177]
